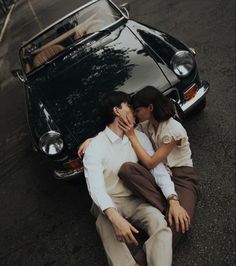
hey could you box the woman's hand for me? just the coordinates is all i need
[77,138,92,159]
[118,115,136,139]
[168,199,190,233]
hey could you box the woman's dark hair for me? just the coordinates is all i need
[98,91,131,125]
[131,86,175,122]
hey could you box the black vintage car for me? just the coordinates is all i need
[14,0,209,179]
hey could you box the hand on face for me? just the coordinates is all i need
[118,114,136,138]
[117,102,135,124]
[115,102,136,137]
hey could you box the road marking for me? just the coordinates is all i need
[0,4,15,43]
[27,0,43,31]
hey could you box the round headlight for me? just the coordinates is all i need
[39,131,64,155]
[171,50,195,77]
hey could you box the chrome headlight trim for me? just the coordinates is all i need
[39,131,64,155]
[171,50,195,77]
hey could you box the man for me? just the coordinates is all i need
[83,91,177,266]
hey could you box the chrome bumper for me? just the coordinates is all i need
[54,167,84,180]
[180,80,209,113]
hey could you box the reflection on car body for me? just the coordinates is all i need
[13,0,209,179]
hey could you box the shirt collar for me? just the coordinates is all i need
[104,126,129,145]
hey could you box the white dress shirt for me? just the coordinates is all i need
[83,127,176,212]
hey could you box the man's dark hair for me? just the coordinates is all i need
[131,86,175,122]
[98,91,131,125]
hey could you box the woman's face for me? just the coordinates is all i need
[134,105,153,122]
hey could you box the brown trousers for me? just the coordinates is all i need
[118,162,199,247]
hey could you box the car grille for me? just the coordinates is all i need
[163,88,181,103]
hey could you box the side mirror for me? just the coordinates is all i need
[119,3,130,18]
[11,69,26,83]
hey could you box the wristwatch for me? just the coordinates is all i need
[167,194,179,201]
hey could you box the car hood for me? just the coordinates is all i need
[29,24,171,151]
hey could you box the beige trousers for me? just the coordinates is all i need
[95,196,172,266]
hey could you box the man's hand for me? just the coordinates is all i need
[105,208,139,246]
[168,200,190,233]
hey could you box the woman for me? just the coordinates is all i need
[118,86,199,246]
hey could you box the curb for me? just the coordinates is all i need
[0,4,15,43]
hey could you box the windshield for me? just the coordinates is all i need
[20,0,122,74]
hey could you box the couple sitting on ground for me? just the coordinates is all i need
[78,86,199,266]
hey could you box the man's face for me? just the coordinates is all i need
[117,102,135,124]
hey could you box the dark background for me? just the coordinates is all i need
[0,0,235,265]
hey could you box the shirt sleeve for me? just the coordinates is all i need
[83,139,116,212]
[135,130,177,198]
[161,119,187,145]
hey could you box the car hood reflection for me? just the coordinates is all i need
[29,25,170,151]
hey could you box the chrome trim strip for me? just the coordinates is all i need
[54,168,84,179]
[180,80,209,113]
[109,0,129,19]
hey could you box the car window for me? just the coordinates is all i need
[20,0,122,74]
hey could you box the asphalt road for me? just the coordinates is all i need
[0,0,235,265]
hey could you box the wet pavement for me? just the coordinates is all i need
[0,0,235,265]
